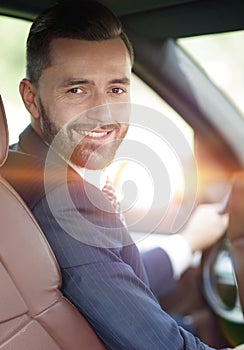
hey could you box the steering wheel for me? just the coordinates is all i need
[202,174,244,346]
[227,173,244,314]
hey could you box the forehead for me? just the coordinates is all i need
[48,37,132,73]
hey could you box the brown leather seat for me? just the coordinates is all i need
[0,95,106,349]
[228,173,244,314]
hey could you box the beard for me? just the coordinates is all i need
[38,100,128,170]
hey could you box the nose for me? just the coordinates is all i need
[86,93,113,124]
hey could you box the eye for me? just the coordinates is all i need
[111,87,125,95]
[68,87,84,94]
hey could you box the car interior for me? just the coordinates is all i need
[0,0,244,348]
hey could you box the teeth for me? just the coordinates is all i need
[79,130,108,138]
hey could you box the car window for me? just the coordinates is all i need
[0,16,31,142]
[178,31,244,117]
[109,75,194,211]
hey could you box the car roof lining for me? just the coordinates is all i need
[122,0,244,39]
[1,0,244,37]
[0,0,199,19]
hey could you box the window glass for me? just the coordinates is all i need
[178,31,244,117]
[0,15,31,143]
[107,75,194,209]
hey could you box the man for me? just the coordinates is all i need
[3,1,241,349]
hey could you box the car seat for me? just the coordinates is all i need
[0,95,106,349]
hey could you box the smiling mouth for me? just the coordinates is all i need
[79,130,110,138]
[70,123,118,140]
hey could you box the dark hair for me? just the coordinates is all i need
[26,0,134,84]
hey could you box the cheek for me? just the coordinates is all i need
[38,92,83,130]
[119,123,129,140]
[110,102,131,125]
[46,102,81,130]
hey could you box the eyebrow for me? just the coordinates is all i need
[109,77,131,85]
[61,77,131,87]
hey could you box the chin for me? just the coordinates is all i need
[71,151,113,170]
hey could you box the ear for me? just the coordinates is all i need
[19,79,40,120]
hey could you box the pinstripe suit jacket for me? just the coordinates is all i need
[3,125,219,350]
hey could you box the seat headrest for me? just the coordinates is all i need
[0,95,9,167]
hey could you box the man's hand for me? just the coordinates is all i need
[181,204,229,253]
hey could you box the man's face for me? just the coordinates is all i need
[34,37,131,169]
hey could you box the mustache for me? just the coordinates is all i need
[67,122,120,133]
